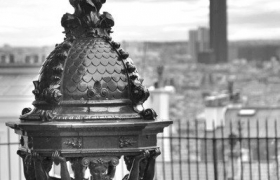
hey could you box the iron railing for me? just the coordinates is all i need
[2,119,280,180]
[0,128,23,180]
[155,119,280,180]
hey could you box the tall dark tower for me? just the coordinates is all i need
[210,0,228,63]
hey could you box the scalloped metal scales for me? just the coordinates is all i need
[6,2,171,179]
[62,38,128,100]
[56,37,140,120]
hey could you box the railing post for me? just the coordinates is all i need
[212,121,219,180]
[213,135,218,180]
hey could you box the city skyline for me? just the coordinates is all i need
[0,0,280,46]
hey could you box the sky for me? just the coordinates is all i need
[0,0,280,46]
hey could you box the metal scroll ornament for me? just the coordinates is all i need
[64,138,82,149]
[119,136,137,148]
[21,0,154,122]
[6,1,173,180]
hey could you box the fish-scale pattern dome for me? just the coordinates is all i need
[62,37,129,101]
[20,0,155,122]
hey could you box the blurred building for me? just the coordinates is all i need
[229,41,280,62]
[188,27,210,62]
[0,44,53,179]
[210,0,228,63]
[0,45,52,66]
[0,66,39,179]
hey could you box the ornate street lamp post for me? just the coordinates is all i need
[6,0,172,180]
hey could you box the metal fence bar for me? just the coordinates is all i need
[221,122,226,180]
[204,121,209,180]
[230,120,235,180]
[7,128,11,180]
[275,120,279,180]
[161,136,278,140]
[187,121,191,180]
[0,142,20,146]
[266,119,270,180]
[195,121,200,180]
[169,126,174,180]
[178,120,183,180]
[238,121,244,180]
[248,120,253,180]
[257,120,261,180]
[161,131,166,180]
[212,121,218,180]
[19,143,22,180]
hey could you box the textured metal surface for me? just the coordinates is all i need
[7,121,164,157]
[62,38,129,101]
[6,0,172,179]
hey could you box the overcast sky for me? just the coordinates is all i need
[0,0,280,46]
